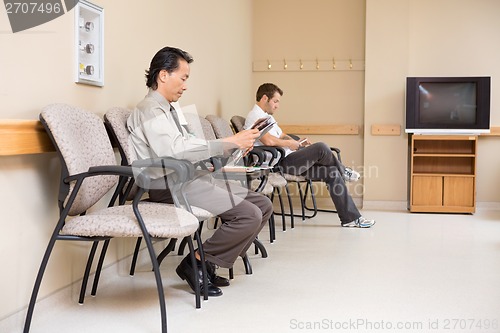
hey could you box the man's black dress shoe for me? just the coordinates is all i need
[176,255,222,297]
[206,261,230,287]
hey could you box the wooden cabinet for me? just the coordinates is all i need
[408,135,476,213]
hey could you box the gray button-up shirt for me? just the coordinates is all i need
[127,89,225,163]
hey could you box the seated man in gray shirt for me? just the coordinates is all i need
[245,83,375,228]
[127,46,273,297]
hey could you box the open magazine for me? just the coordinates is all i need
[250,116,276,140]
[224,117,275,168]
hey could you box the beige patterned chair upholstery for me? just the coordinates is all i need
[24,103,202,333]
[184,112,217,141]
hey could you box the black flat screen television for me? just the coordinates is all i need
[405,76,491,134]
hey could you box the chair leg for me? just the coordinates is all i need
[193,231,208,301]
[242,254,252,275]
[284,182,295,228]
[78,241,99,304]
[91,239,110,297]
[140,230,168,332]
[130,237,142,276]
[156,239,177,266]
[276,186,286,231]
[268,192,276,243]
[23,231,59,333]
[178,220,205,256]
[185,235,202,309]
[279,181,318,220]
[253,238,268,258]
[269,213,276,243]
[304,181,338,214]
[297,181,307,220]
[177,237,187,255]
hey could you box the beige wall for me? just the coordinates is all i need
[251,0,366,202]
[0,0,252,319]
[364,0,500,204]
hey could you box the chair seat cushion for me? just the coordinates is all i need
[186,205,215,221]
[267,173,287,187]
[250,179,274,195]
[283,173,307,182]
[61,202,199,238]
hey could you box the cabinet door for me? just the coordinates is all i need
[412,176,442,206]
[443,177,474,207]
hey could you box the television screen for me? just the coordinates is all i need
[418,82,477,126]
[405,76,490,134]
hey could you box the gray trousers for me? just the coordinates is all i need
[150,174,273,268]
[279,142,361,224]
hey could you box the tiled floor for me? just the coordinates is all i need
[3,208,500,333]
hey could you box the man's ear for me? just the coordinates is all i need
[159,69,169,83]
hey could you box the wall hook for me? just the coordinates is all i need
[332,57,336,70]
[267,59,272,70]
[283,58,287,70]
[316,58,320,70]
[299,59,303,70]
[349,58,353,70]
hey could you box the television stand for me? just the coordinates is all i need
[408,134,476,213]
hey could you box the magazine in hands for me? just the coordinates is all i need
[223,117,275,169]
[251,116,275,140]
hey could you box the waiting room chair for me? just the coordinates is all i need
[179,112,267,277]
[231,114,295,235]
[206,114,286,242]
[105,108,251,278]
[24,103,202,333]
[104,107,213,277]
[230,115,340,220]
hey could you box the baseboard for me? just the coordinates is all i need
[362,201,500,211]
[476,202,500,210]
[361,200,408,211]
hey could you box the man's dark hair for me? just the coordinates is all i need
[256,83,283,102]
[145,46,194,90]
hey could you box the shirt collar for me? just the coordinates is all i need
[147,89,171,110]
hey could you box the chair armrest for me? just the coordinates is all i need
[245,148,266,166]
[64,165,133,183]
[251,146,283,166]
[131,157,195,188]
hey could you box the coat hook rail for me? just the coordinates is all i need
[253,58,365,72]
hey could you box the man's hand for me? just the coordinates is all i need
[286,139,301,151]
[223,128,259,150]
[298,138,312,147]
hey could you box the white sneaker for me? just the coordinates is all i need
[343,167,360,182]
[342,217,376,228]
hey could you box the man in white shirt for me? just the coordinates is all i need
[244,83,375,228]
[128,47,273,297]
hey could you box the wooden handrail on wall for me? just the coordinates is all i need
[0,120,55,156]
[1,120,499,156]
[279,124,359,135]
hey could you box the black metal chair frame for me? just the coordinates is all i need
[24,112,204,333]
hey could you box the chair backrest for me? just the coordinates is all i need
[205,114,234,139]
[230,115,246,133]
[104,107,140,201]
[40,103,118,216]
[183,112,217,141]
[104,107,136,165]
